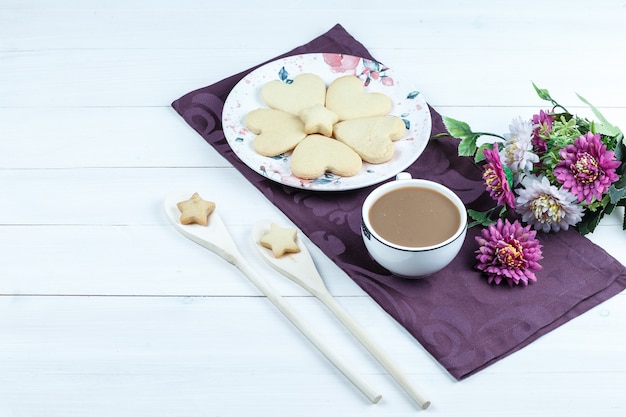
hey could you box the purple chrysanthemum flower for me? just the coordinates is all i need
[553,132,621,204]
[532,110,554,155]
[515,175,585,232]
[475,219,543,286]
[482,145,516,209]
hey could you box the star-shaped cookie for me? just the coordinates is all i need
[176,192,216,226]
[260,223,301,258]
[299,104,339,137]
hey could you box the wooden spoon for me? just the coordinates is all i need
[252,219,430,410]
[164,192,382,404]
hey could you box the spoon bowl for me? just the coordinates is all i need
[252,220,328,297]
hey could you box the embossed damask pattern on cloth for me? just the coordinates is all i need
[172,24,626,380]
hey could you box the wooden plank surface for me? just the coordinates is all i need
[1,1,625,416]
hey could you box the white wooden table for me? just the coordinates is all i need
[2,1,625,415]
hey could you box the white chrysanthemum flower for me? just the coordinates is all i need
[515,175,585,233]
[508,116,535,141]
[500,116,540,180]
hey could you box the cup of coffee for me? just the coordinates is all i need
[361,172,467,278]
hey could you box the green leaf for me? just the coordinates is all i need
[615,133,625,161]
[442,116,480,156]
[443,116,473,139]
[442,116,508,157]
[609,183,626,204]
[576,93,622,137]
[475,143,492,163]
[577,209,604,235]
[458,134,480,157]
[503,165,515,190]
[532,82,552,102]
[467,209,497,228]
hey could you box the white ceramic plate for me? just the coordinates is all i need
[222,53,432,191]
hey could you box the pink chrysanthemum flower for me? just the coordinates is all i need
[475,219,543,286]
[532,110,554,155]
[553,132,621,204]
[482,145,516,209]
[515,175,585,233]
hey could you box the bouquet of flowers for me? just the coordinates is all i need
[443,83,626,235]
[441,84,626,286]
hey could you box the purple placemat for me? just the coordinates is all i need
[172,24,626,380]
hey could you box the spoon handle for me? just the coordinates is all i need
[317,292,430,410]
[234,256,382,404]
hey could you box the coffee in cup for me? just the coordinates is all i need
[361,172,467,277]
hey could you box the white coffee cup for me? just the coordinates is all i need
[361,172,467,278]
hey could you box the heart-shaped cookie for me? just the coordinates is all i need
[245,108,307,157]
[290,134,362,179]
[333,116,406,164]
[261,73,326,115]
[325,75,392,121]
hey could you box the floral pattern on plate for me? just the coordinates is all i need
[222,53,432,191]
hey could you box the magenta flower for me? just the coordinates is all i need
[553,132,621,204]
[482,145,516,209]
[532,110,554,155]
[475,219,543,286]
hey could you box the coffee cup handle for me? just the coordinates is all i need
[395,172,412,181]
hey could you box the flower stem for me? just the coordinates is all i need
[476,132,507,141]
